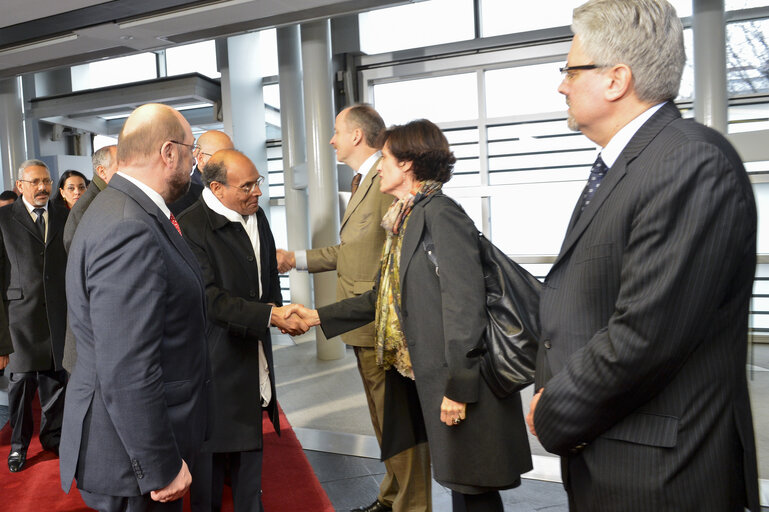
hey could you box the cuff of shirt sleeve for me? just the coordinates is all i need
[295,250,308,271]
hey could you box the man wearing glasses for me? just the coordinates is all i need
[61,103,209,511]
[527,1,760,510]
[0,159,69,473]
[177,149,306,512]
[169,130,234,215]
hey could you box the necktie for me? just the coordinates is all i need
[169,213,182,236]
[350,173,362,197]
[580,155,609,212]
[33,208,46,241]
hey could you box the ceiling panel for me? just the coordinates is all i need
[0,0,111,28]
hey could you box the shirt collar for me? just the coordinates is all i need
[357,151,382,176]
[600,102,666,168]
[202,187,253,225]
[21,195,48,214]
[117,172,171,219]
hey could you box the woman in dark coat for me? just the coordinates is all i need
[291,119,532,511]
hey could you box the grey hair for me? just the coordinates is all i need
[202,158,228,188]
[344,104,386,149]
[17,159,49,181]
[92,145,115,173]
[572,0,685,103]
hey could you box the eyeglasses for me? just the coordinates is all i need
[168,140,201,155]
[219,176,265,194]
[19,178,53,187]
[559,64,607,79]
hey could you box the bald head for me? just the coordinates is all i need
[204,149,263,216]
[195,130,234,170]
[116,103,195,203]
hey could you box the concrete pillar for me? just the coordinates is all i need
[277,25,314,315]
[693,0,728,133]
[217,32,271,219]
[0,77,27,190]
[301,19,344,360]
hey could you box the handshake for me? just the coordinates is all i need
[270,304,321,336]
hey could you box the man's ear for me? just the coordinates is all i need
[605,64,633,102]
[159,141,177,168]
[351,127,363,146]
[96,165,107,182]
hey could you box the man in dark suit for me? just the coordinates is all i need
[526,1,760,510]
[60,103,209,511]
[61,144,118,373]
[169,130,233,216]
[62,144,118,253]
[277,104,431,512]
[0,159,69,472]
[178,149,306,512]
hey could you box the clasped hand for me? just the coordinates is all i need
[270,304,321,336]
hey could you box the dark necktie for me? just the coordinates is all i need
[350,173,362,197]
[33,208,46,241]
[580,155,609,212]
[169,213,182,236]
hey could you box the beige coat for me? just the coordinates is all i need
[306,158,393,347]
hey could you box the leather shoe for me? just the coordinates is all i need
[8,451,26,472]
[351,499,392,512]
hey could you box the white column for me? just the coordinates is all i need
[301,19,344,360]
[693,0,728,133]
[277,25,314,316]
[0,77,27,189]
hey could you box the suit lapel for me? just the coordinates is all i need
[46,203,66,247]
[111,175,203,285]
[11,200,43,242]
[398,202,427,292]
[552,102,681,270]
[341,158,381,230]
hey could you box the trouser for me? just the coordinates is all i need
[355,346,432,512]
[191,450,264,512]
[451,490,503,512]
[8,368,67,453]
[80,488,183,512]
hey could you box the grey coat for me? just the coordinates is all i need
[319,192,532,492]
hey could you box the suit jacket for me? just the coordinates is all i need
[0,200,68,372]
[318,192,532,491]
[534,102,760,511]
[169,166,204,216]
[62,174,107,372]
[177,196,281,452]
[63,174,106,253]
[306,158,393,347]
[60,174,209,497]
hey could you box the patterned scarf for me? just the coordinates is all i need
[375,181,442,379]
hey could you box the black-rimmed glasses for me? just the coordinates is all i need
[168,140,201,155]
[559,64,607,79]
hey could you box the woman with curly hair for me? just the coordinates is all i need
[290,119,532,511]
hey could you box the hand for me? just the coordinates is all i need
[150,459,191,503]
[271,305,310,335]
[276,249,296,274]
[440,396,466,426]
[527,389,543,437]
[282,303,321,328]
[0,355,8,370]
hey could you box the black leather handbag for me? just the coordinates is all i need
[422,222,542,398]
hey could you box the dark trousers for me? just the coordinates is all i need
[190,450,264,512]
[79,488,183,512]
[451,490,503,512]
[8,368,67,453]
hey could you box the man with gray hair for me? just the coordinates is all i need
[526,1,760,510]
[63,144,118,252]
[0,159,69,472]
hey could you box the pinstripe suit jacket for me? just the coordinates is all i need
[534,102,760,511]
[306,157,394,347]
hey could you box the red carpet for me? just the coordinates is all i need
[0,395,333,511]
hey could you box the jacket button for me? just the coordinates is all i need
[247,256,254,262]
[544,339,552,349]
[249,290,256,297]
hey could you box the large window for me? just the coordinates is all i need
[166,41,220,78]
[71,53,157,91]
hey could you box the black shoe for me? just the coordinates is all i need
[8,450,26,472]
[351,499,392,512]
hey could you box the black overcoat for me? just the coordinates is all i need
[177,196,281,452]
[319,192,532,492]
[0,199,68,372]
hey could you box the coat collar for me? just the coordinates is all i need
[11,198,66,246]
[397,191,443,291]
[110,174,203,284]
[552,101,682,270]
[341,157,382,230]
